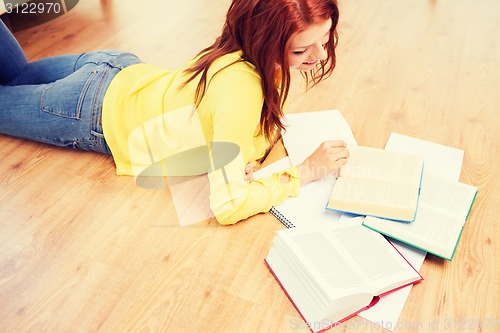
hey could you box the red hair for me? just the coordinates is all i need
[184,0,340,143]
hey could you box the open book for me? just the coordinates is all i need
[265,224,423,333]
[363,173,478,260]
[326,146,424,222]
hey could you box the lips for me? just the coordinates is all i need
[302,60,318,66]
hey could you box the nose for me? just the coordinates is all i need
[311,42,328,61]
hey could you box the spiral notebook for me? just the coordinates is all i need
[269,206,296,228]
[269,174,342,229]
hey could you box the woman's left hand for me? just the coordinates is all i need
[244,161,255,182]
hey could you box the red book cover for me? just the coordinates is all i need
[264,239,423,333]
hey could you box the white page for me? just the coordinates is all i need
[282,110,357,165]
[269,110,356,228]
[357,240,426,329]
[364,174,477,259]
[385,133,464,181]
[331,226,421,293]
[284,228,367,296]
[272,175,343,228]
[419,174,477,218]
[254,158,342,228]
[330,215,426,327]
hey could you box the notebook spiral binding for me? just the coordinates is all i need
[269,206,296,228]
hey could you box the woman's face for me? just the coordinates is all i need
[287,18,332,71]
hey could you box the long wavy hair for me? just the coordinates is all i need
[183,0,340,143]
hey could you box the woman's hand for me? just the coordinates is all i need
[244,161,255,182]
[296,140,349,185]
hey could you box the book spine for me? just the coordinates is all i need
[269,206,296,228]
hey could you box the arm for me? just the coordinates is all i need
[203,65,301,224]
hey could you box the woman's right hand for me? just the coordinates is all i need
[296,140,350,185]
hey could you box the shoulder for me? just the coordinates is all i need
[207,51,260,81]
[203,52,262,100]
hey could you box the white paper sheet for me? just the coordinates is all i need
[265,110,358,228]
[255,158,342,229]
[385,133,464,182]
[282,110,357,165]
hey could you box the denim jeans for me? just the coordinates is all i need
[0,20,142,153]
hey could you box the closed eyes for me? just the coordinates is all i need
[292,42,328,55]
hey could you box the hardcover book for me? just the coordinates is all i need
[363,173,478,260]
[327,146,424,222]
[265,224,423,333]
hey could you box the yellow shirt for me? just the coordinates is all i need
[102,51,300,225]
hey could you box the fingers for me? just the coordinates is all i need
[330,146,350,162]
[298,140,351,184]
[320,140,350,163]
[244,161,255,182]
[245,161,255,173]
[323,140,347,148]
[328,147,349,176]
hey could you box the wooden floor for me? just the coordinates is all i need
[1,0,499,332]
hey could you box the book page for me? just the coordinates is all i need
[278,225,420,298]
[326,225,421,295]
[364,205,463,259]
[342,146,424,184]
[363,173,477,259]
[419,174,478,218]
[266,245,372,333]
[281,229,367,298]
[331,177,419,210]
[358,240,426,329]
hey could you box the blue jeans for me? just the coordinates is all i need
[0,20,142,153]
